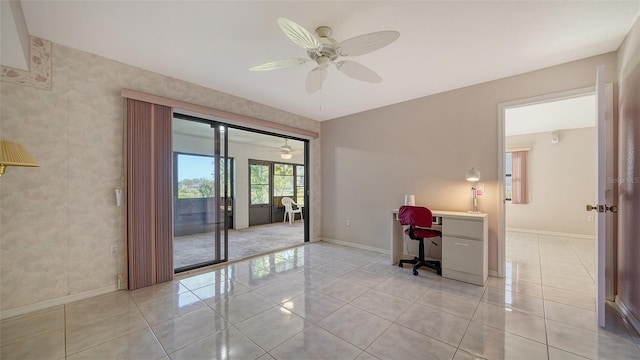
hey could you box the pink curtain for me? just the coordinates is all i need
[126,99,174,290]
[511,151,528,204]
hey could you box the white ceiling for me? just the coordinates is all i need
[7,1,640,121]
[505,94,596,136]
[173,118,305,152]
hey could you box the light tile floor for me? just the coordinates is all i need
[2,231,639,359]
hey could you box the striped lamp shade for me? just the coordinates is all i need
[0,140,39,176]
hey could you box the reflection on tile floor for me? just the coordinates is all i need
[2,232,639,359]
[174,221,304,268]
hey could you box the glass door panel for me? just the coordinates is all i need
[249,161,271,226]
[173,117,228,271]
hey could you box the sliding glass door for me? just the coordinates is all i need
[173,115,229,272]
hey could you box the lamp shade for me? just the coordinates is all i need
[280,152,293,160]
[465,167,481,182]
[0,140,39,176]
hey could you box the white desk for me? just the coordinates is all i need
[391,209,488,285]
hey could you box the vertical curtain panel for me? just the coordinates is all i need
[511,151,528,204]
[126,99,174,290]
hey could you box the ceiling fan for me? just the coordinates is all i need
[280,139,294,159]
[250,18,400,93]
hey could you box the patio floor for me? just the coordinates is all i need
[173,220,305,269]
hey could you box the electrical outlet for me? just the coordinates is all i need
[588,215,594,222]
[346,219,351,226]
[110,245,119,256]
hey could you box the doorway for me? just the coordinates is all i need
[249,160,272,226]
[498,87,603,276]
[498,85,616,317]
[172,116,309,271]
[249,160,306,226]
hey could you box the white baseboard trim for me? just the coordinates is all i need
[320,238,389,254]
[1,285,120,320]
[489,270,498,277]
[615,295,640,336]
[506,227,595,240]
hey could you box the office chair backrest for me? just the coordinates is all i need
[398,206,433,228]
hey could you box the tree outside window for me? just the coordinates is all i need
[273,163,294,196]
[296,165,305,205]
[250,164,270,205]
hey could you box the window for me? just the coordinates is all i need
[273,163,294,196]
[176,154,215,199]
[505,152,512,201]
[505,150,529,204]
[176,154,233,199]
[250,163,270,205]
[296,165,305,205]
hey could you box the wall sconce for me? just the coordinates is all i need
[0,140,39,177]
[465,167,481,213]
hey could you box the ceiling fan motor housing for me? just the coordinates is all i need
[308,26,338,65]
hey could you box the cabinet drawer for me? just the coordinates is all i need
[443,219,483,239]
[443,236,483,274]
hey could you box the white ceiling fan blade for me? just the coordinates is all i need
[306,67,327,93]
[338,31,400,56]
[335,60,382,83]
[249,58,310,71]
[277,18,321,51]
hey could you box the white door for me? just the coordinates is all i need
[593,64,616,328]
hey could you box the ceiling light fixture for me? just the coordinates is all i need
[280,139,293,159]
[280,152,293,160]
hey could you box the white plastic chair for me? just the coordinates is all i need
[282,197,303,225]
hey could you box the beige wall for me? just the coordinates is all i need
[321,53,617,272]
[616,15,640,329]
[0,41,320,314]
[505,128,596,236]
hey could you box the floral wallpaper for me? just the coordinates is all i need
[0,39,320,313]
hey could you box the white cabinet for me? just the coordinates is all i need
[441,214,488,285]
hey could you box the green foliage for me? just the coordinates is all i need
[178,178,215,199]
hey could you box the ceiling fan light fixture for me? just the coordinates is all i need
[250,18,399,92]
[280,152,293,160]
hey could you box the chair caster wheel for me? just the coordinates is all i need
[399,263,403,268]
[413,270,419,276]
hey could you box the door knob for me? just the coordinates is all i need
[586,205,596,212]
[586,204,618,213]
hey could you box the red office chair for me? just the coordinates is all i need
[398,206,442,276]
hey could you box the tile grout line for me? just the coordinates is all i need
[131,291,169,358]
[537,233,551,360]
[452,283,486,358]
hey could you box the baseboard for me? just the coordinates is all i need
[320,238,389,254]
[615,295,640,337]
[489,270,498,277]
[506,227,595,240]
[0,285,120,320]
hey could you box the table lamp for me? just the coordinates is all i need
[465,167,481,213]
